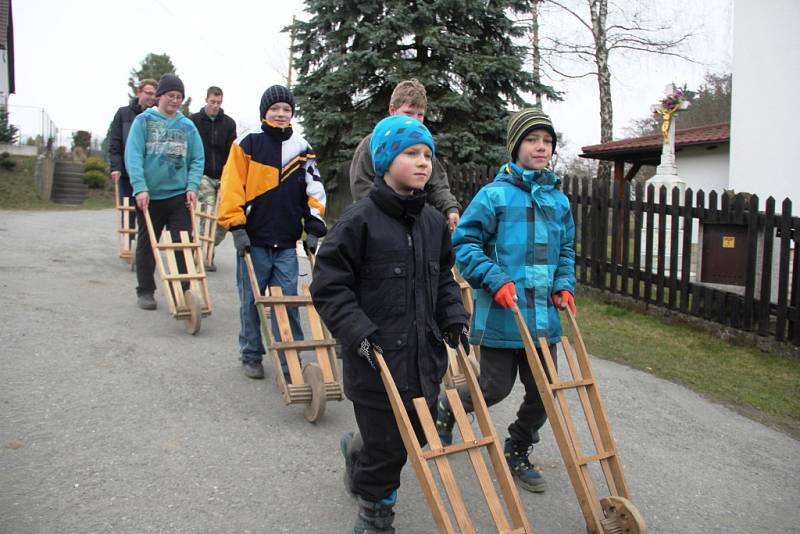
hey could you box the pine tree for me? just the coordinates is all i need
[127,53,192,115]
[288,0,557,180]
[0,106,19,144]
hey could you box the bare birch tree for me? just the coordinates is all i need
[539,0,694,179]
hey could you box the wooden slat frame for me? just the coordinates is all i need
[375,344,532,534]
[142,206,212,320]
[114,180,136,261]
[242,253,342,405]
[512,307,637,534]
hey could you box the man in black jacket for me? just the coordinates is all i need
[108,78,157,232]
[190,86,237,270]
[311,116,468,533]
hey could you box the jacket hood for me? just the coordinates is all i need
[142,107,186,122]
[369,178,427,221]
[261,120,293,142]
[494,162,561,192]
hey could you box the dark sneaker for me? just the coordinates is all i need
[353,492,396,534]
[504,438,546,493]
[206,263,217,272]
[340,431,358,498]
[242,361,265,379]
[435,394,455,446]
[137,293,157,310]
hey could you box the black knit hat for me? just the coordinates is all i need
[155,74,185,98]
[507,106,557,161]
[260,85,295,119]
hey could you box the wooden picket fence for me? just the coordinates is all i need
[447,164,800,346]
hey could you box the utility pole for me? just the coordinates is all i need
[287,15,296,87]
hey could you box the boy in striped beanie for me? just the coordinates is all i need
[436,106,577,494]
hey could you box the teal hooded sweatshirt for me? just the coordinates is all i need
[124,107,204,200]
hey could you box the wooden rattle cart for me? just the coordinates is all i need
[375,344,533,533]
[114,180,136,270]
[243,252,343,423]
[142,205,212,334]
[194,193,221,270]
[512,307,647,534]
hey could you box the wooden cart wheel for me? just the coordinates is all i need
[183,289,202,335]
[600,496,647,534]
[302,363,326,423]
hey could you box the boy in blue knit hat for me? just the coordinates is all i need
[436,106,576,494]
[311,115,468,533]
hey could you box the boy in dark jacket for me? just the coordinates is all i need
[311,115,468,533]
[436,106,576,494]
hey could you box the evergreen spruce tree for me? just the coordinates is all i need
[288,0,558,181]
[127,53,192,115]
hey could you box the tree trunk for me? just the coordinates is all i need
[590,0,613,180]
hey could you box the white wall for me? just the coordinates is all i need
[729,0,800,208]
[0,49,8,108]
[677,144,730,197]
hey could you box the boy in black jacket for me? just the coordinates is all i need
[311,115,468,533]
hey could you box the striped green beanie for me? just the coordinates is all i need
[506,106,557,161]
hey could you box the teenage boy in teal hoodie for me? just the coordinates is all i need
[436,106,576,494]
[125,74,205,310]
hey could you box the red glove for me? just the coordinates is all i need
[493,282,518,310]
[552,290,576,315]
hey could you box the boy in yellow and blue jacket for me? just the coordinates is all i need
[218,85,327,379]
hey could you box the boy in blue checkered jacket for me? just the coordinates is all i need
[436,106,576,493]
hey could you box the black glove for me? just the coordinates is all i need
[231,228,250,257]
[304,234,319,254]
[357,337,383,372]
[443,324,470,355]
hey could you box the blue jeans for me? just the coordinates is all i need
[236,245,303,373]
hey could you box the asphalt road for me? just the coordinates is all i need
[1,209,798,534]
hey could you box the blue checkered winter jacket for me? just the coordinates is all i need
[453,162,576,348]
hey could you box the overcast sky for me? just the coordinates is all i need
[11,0,731,160]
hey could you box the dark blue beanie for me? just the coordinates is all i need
[370,116,435,178]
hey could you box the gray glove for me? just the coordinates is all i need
[304,234,319,254]
[231,229,250,257]
[357,337,383,373]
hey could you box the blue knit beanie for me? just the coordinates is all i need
[370,116,435,178]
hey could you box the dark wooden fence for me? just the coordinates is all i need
[447,164,800,346]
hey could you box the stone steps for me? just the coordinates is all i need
[52,162,88,204]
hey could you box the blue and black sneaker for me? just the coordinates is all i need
[352,491,396,534]
[504,438,546,493]
[435,394,456,446]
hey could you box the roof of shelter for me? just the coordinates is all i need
[580,123,730,162]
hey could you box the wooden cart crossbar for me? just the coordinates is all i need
[114,180,136,265]
[195,193,220,268]
[376,344,533,534]
[143,206,212,334]
[512,308,646,534]
[243,252,343,422]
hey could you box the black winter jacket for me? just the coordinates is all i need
[108,99,146,178]
[311,179,468,410]
[189,108,237,180]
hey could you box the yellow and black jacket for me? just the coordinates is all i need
[218,121,327,248]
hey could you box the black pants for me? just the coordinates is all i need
[351,401,436,503]
[456,344,557,448]
[135,194,192,296]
